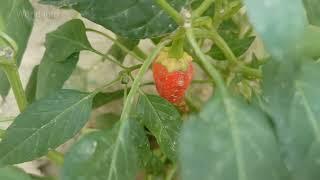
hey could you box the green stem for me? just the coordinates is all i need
[0,61,27,112]
[169,28,185,59]
[91,49,128,69]
[127,64,143,72]
[222,1,242,20]
[165,165,178,180]
[123,84,128,104]
[154,0,184,25]
[93,76,121,94]
[133,47,147,59]
[86,28,145,62]
[47,150,64,165]
[0,31,18,55]
[120,40,169,121]
[107,41,168,180]
[0,129,5,139]
[213,0,223,27]
[141,79,213,87]
[193,0,214,17]
[186,28,227,95]
[203,29,262,78]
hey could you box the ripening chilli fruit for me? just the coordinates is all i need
[152,49,193,105]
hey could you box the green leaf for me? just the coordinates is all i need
[36,19,92,99]
[93,89,126,109]
[37,53,79,99]
[0,166,32,180]
[210,36,255,60]
[303,0,320,26]
[179,93,289,180]
[244,0,307,59]
[43,19,92,62]
[108,37,139,63]
[62,120,151,180]
[0,0,34,98]
[137,94,181,161]
[39,0,185,39]
[0,90,94,166]
[261,59,320,178]
[25,65,39,103]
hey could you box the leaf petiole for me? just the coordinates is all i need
[199,28,262,78]
[0,31,18,56]
[0,59,27,112]
[193,0,215,17]
[154,0,184,25]
[86,28,145,62]
[90,49,128,69]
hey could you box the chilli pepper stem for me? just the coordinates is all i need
[169,28,185,59]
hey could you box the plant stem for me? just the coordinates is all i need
[186,28,227,95]
[222,1,242,20]
[47,150,64,165]
[193,0,214,17]
[0,61,27,112]
[127,64,143,72]
[202,29,262,78]
[0,129,5,139]
[93,76,121,94]
[141,79,213,87]
[213,0,223,27]
[0,31,18,54]
[123,84,128,105]
[154,0,184,25]
[120,40,169,121]
[91,49,128,69]
[165,165,178,180]
[133,47,147,59]
[107,41,168,180]
[86,28,145,62]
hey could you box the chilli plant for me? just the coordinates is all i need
[1,0,320,180]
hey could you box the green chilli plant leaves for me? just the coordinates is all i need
[0,0,320,180]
